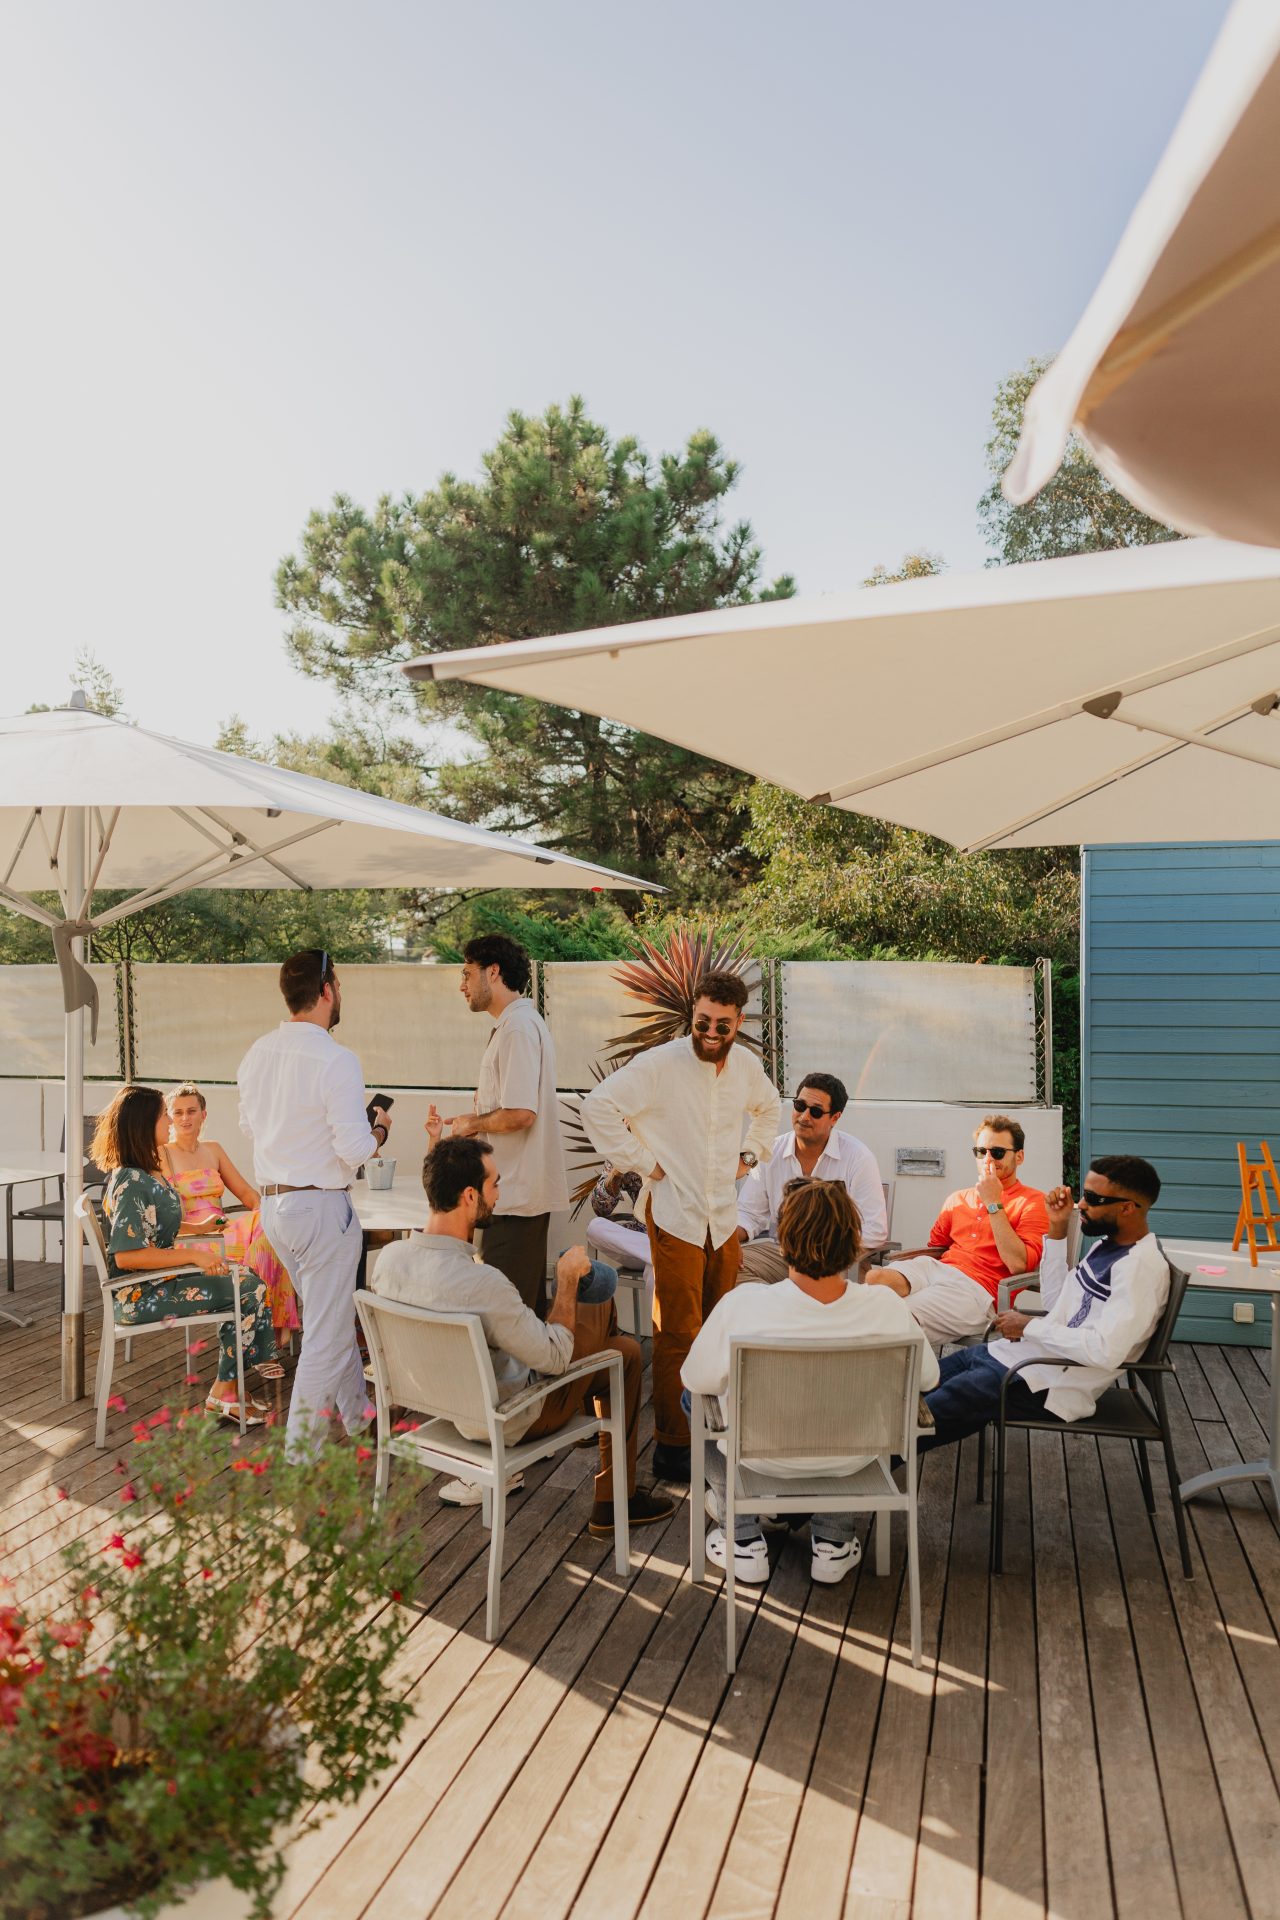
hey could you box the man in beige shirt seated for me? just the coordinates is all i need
[371,1134,674,1537]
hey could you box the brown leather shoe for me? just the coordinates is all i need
[588,1487,677,1537]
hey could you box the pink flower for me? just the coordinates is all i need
[106,1394,127,1413]
[54,1487,68,1502]
[362,1402,377,1421]
[146,1407,172,1428]
[183,1374,200,1386]
[187,1339,208,1356]
[391,1419,421,1433]
[119,1485,137,1505]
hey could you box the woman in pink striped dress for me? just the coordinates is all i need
[162,1081,300,1339]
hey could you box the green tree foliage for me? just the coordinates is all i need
[275,396,796,901]
[978,357,1181,565]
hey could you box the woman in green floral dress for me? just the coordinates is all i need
[92,1085,281,1425]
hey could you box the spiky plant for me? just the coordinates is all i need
[561,925,760,1213]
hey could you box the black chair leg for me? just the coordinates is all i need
[991,1420,1007,1573]
[1155,1383,1193,1579]
[976,1421,986,1503]
[1136,1437,1155,1512]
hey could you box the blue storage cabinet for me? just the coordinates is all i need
[1081,842,1279,1347]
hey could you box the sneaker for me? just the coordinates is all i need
[705,1526,770,1585]
[705,1489,780,1528]
[588,1486,677,1536]
[437,1473,524,1507]
[652,1443,691,1483]
[810,1535,862,1585]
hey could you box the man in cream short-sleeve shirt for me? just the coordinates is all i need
[436,933,568,1320]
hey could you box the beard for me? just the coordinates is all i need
[326,995,341,1030]
[472,1194,496,1235]
[1079,1213,1110,1236]
[691,1031,734,1063]
[467,980,492,1013]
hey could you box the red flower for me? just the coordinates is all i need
[362,1402,377,1422]
[119,1485,137,1505]
[355,1446,373,1463]
[81,1585,100,1602]
[106,1394,127,1413]
[131,1423,150,1445]
[187,1339,208,1356]
[391,1419,421,1433]
[120,1550,144,1570]
[166,1779,177,1796]
[105,1533,125,1551]
[199,1568,213,1580]
[390,1589,403,1603]
[49,1620,90,1648]
[146,1406,172,1428]
[183,1374,200,1386]
[53,1487,68,1502]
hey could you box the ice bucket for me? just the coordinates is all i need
[365,1156,397,1191]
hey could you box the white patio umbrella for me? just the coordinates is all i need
[1003,0,1280,546]
[0,697,654,1398]
[403,536,1280,851]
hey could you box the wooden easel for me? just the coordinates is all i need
[1233,1141,1280,1267]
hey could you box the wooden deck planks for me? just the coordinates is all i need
[6,1269,1280,1920]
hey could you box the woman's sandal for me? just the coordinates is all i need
[204,1392,268,1427]
[256,1360,286,1382]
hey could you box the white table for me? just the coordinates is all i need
[1165,1240,1280,1513]
[1,1153,70,1327]
[351,1174,428,1236]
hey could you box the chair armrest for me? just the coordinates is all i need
[861,1240,901,1270]
[997,1272,1048,1312]
[493,1349,623,1426]
[101,1258,246,1291]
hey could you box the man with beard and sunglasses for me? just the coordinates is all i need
[736,1072,888,1282]
[867,1114,1049,1347]
[917,1155,1168,1449]
[371,1137,674,1537]
[581,971,781,1482]
[238,949,392,1457]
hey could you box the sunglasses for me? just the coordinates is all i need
[1080,1187,1130,1209]
[792,1098,831,1118]
[972,1145,1014,1160]
[692,1018,735,1036]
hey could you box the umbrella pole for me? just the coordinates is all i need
[61,807,87,1402]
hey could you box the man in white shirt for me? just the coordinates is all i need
[581,970,781,1482]
[919,1155,1169,1448]
[737,1071,887,1282]
[237,950,391,1458]
[684,1179,938,1586]
[443,934,568,1322]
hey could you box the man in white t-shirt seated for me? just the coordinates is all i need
[919,1155,1169,1450]
[736,1071,887,1283]
[682,1179,938,1588]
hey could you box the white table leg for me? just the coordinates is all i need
[1179,1299,1280,1512]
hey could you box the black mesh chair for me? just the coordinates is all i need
[991,1261,1192,1578]
[9,1117,105,1284]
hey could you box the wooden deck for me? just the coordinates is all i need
[4,1259,1280,1920]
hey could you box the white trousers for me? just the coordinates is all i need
[586,1214,653,1286]
[893,1255,994,1347]
[262,1189,368,1457]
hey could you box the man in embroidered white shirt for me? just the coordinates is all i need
[737,1071,888,1282]
[919,1154,1169,1449]
[238,950,391,1458]
[581,970,781,1482]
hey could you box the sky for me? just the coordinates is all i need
[0,0,1230,748]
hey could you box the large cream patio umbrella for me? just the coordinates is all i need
[1003,0,1280,546]
[403,536,1280,850]
[0,697,654,1398]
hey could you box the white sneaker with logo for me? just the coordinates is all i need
[438,1473,524,1507]
[810,1535,862,1584]
[705,1526,770,1585]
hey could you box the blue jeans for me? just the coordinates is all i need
[919,1344,1062,1451]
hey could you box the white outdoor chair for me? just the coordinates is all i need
[355,1291,631,1641]
[78,1192,250,1448]
[862,1179,901,1269]
[690,1333,927,1673]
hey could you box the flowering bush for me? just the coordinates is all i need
[0,1410,423,1920]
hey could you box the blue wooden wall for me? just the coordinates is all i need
[1082,842,1279,1346]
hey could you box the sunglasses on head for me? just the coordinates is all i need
[972,1145,1014,1160]
[792,1098,831,1118]
[1080,1187,1131,1209]
[318,950,333,986]
[692,1017,735,1035]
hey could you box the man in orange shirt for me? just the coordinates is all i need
[867,1114,1048,1345]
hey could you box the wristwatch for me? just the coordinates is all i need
[985,1201,1004,1216]
[740,1152,758,1170]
